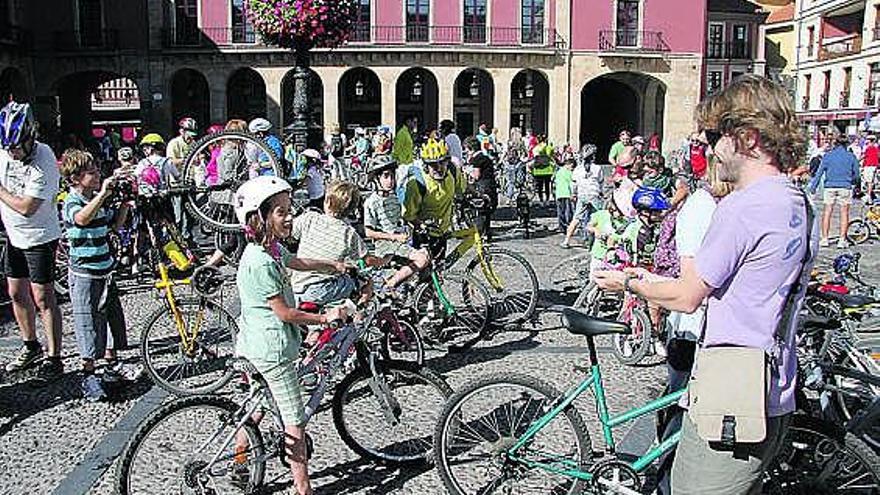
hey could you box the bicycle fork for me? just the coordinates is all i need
[366,352,403,424]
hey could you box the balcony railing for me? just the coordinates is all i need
[840,89,850,108]
[866,89,877,107]
[802,95,809,111]
[874,27,880,41]
[818,35,862,61]
[164,27,257,48]
[820,92,829,109]
[598,30,670,53]
[706,41,752,60]
[52,29,119,51]
[0,25,30,48]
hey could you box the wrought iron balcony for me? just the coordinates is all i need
[866,89,877,107]
[840,89,850,108]
[53,29,119,51]
[163,27,257,48]
[818,35,862,61]
[802,95,809,111]
[820,93,829,109]
[706,41,752,60]
[875,27,880,41]
[349,25,563,48]
[598,30,670,53]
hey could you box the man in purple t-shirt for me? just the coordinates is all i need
[595,75,814,495]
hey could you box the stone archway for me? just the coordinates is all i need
[51,71,143,140]
[580,72,666,161]
[395,67,439,132]
[510,69,549,136]
[339,67,381,132]
[453,67,494,138]
[171,68,210,131]
[227,67,267,121]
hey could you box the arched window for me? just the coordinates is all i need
[464,0,487,44]
[406,0,429,42]
[352,0,371,41]
[522,0,544,44]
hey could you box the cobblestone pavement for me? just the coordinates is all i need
[1,202,878,495]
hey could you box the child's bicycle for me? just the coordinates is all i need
[133,187,239,396]
[846,204,880,245]
[116,297,453,495]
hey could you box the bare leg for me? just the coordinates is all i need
[840,203,851,241]
[385,250,429,288]
[820,204,833,241]
[30,282,62,357]
[8,277,36,343]
[286,425,313,495]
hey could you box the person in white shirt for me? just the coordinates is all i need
[440,120,463,167]
[0,102,64,381]
[561,144,603,248]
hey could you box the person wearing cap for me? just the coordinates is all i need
[300,149,325,210]
[362,155,430,288]
[231,175,348,495]
[861,134,879,202]
[249,117,284,164]
[167,117,198,170]
[632,135,646,156]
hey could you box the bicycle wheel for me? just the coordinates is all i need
[213,230,245,268]
[763,414,880,494]
[548,254,591,292]
[466,247,539,326]
[332,360,453,464]
[412,272,491,351]
[182,131,282,233]
[54,234,70,298]
[610,307,653,366]
[117,395,266,495]
[380,318,425,366]
[141,298,238,396]
[846,219,872,245]
[434,373,592,495]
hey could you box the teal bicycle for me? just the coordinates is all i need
[433,307,683,494]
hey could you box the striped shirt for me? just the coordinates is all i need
[62,189,114,275]
[364,191,407,256]
[289,210,367,291]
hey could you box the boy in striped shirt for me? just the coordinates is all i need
[60,149,132,402]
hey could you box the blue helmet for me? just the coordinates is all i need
[833,253,857,275]
[632,186,670,211]
[0,102,36,150]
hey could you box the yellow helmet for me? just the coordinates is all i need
[420,138,449,164]
[139,133,165,146]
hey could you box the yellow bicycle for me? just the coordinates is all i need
[134,189,239,396]
[442,195,539,326]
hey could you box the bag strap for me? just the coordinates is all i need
[772,186,814,350]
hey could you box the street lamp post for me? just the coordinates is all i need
[290,46,312,151]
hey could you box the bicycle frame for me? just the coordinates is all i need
[505,339,686,481]
[447,213,505,291]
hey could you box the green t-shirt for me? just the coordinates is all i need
[608,141,625,163]
[554,168,573,199]
[236,243,301,363]
[392,126,414,165]
[588,210,639,261]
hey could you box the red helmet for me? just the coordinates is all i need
[207,124,225,135]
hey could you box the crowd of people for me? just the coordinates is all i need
[0,70,867,495]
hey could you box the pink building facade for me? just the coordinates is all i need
[5,0,707,158]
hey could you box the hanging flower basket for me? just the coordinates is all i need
[246,0,358,50]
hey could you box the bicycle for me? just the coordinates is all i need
[847,204,880,245]
[442,194,540,327]
[434,308,880,494]
[116,298,453,495]
[133,188,239,396]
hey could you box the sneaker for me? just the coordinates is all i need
[560,241,571,249]
[5,344,44,372]
[837,239,848,249]
[819,238,830,248]
[80,374,107,402]
[101,362,144,384]
[35,358,64,383]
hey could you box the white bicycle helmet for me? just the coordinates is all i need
[248,118,272,134]
[234,176,292,225]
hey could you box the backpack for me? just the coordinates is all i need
[397,162,461,207]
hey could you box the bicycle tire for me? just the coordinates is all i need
[380,318,425,366]
[610,307,653,366]
[846,219,872,245]
[140,298,238,396]
[181,131,282,233]
[549,254,591,292]
[412,272,491,351]
[54,234,70,298]
[763,414,880,494]
[332,360,453,465]
[466,247,539,326]
[213,230,245,268]
[116,395,266,495]
[434,372,592,495]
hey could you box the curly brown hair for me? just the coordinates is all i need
[695,74,806,173]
